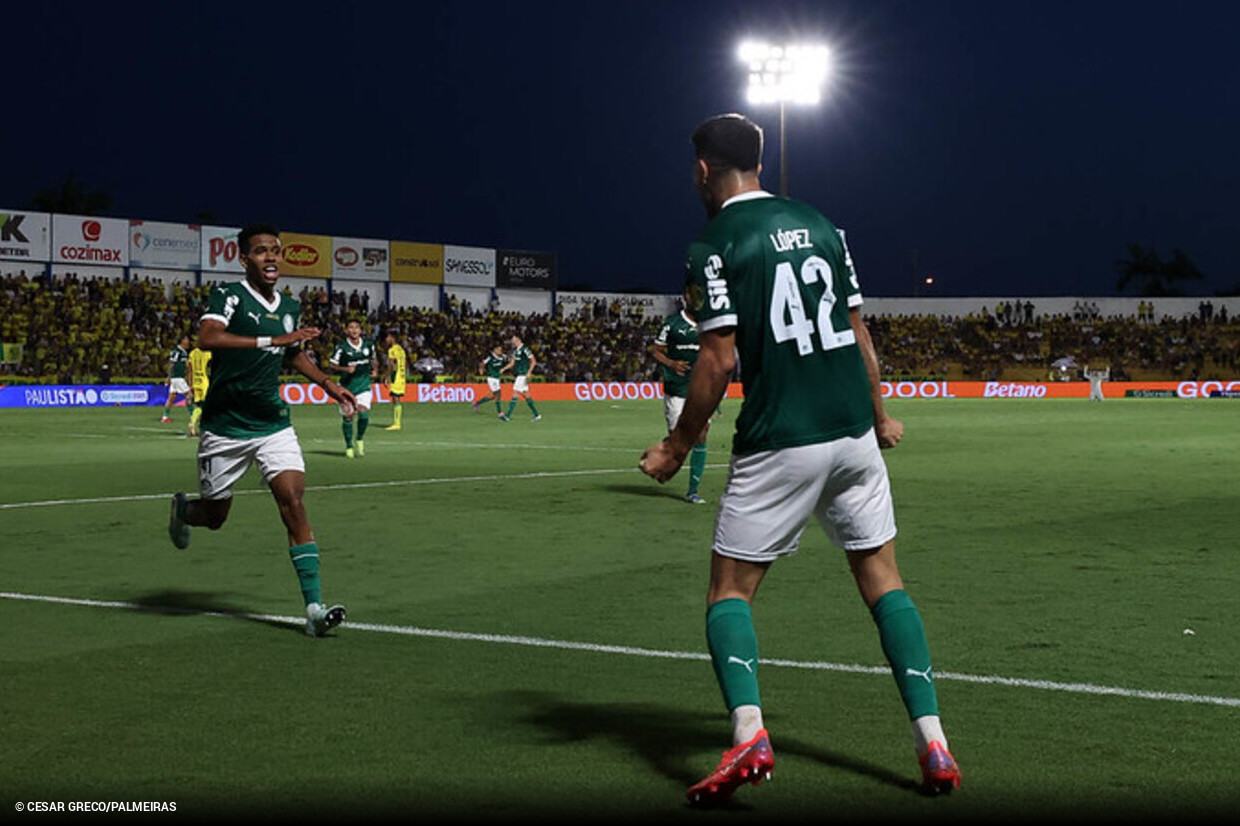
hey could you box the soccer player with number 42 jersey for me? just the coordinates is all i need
[640,114,960,805]
[167,223,355,638]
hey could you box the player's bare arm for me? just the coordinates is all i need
[850,309,903,449]
[641,327,734,483]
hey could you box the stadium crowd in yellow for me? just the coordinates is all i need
[1,273,1237,384]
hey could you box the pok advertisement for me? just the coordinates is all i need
[200,225,244,273]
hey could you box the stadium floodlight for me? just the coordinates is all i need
[738,40,832,197]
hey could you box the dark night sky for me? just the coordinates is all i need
[5,0,1239,297]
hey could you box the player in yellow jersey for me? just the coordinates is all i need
[384,331,407,430]
[186,341,212,437]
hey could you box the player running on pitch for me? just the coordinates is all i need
[472,344,508,416]
[330,319,378,457]
[500,334,541,422]
[161,334,191,424]
[167,222,352,637]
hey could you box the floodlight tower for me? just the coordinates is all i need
[738,41,831,198]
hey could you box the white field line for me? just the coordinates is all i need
[0,464,728,511]
[3,590,1238,709]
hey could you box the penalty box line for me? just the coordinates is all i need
[2,590,1238,710]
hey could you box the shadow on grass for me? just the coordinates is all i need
[601,483,691,501]
[126,589,303,635]
[501,690,921,807]
[306,448,352,458]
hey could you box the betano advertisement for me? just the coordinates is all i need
[4,381,1239,408]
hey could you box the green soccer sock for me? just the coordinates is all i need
[289,542,321,606]
[527,399,540,416]
[688,443,707,495]
[357,412,369,440]
[871,589,940,719]
[506,399,517,417]
[342,420,354,447]
[495,398,502,413]
[706,598,762,711]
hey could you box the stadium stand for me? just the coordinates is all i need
[1,273,1237,383]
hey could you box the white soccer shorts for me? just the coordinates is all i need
[168,378,190,395]
[196,428,306,500]
[664,394,685,432]
[344,389,373,414]
[487,377,502,393]
[712,429,897,563]
[513,375,530,393]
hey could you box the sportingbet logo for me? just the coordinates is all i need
[983,382,1047,398]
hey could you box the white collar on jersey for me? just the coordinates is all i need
[680,309,697,328]
[720,189,774,211]
[241,278,282,313]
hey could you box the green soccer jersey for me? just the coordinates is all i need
[511,344,533,375]
[483,353,506,378]
[330,337,376,395]
[655,310,700,398]
[168,346,188,379]
[199,280,301,439]
[686,191,873,455]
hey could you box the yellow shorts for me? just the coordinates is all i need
[389,382,406,398]
[192,384,209,403]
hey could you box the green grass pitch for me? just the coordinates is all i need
[1,398,1236,822]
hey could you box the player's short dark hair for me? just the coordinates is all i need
[692,114,763,172]
[238,223,280,255]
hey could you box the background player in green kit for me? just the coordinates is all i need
[329,319,377,458]
[650,286,709,504]
[500,334,540,422]
[472,344,507,415]
[160,334,191,424]
[166,223,355,638]
[640,114,960,804]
